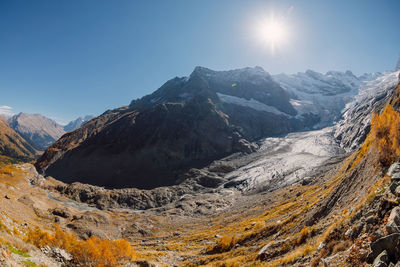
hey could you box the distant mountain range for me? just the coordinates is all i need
[0,113,94,158]
[36,66,390,189]
[8,113,66,151]
[6,113,94,151]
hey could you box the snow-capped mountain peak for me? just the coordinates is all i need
[64,115,94,132]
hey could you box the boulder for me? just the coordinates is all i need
[390,181,400,195]
[257,238,290,261]
[373,250,389,267]
[51,207,71,218]
[258,243,274,260]
[41,246,72,263]
[386,207,400,234]
[318,241,326,251]
[369,233,400,263]
[388,163,400,180]
[52,247,72,262]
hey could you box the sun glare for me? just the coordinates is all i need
[256,17,289,53]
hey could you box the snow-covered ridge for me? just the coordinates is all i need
[273,70,362,96]
[271,70,381,127]
[334,70,399,151]
[353,71,400,105]
[342,70,399,122]
[216,93,289,117]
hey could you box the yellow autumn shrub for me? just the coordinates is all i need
[370,105,400,166]
[25,224,135,266]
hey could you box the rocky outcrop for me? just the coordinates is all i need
[366,163,400,266]
[372,250,389,267]
[386,207,400,234]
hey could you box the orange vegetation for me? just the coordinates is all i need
[25,224,135,267]
[353,105,400,167]
[370,105,400,165]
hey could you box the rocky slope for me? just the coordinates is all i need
[0,116,37,160]
[8,113,65,151]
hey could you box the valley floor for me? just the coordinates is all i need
[0,127,391,266]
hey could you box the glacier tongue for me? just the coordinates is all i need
[221,127,344,192]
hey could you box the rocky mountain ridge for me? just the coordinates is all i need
[8,113,65,151]
[35,66,391,190]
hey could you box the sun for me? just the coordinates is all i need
[256,17,289,53]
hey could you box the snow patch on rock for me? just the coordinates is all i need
[217,92,289,116]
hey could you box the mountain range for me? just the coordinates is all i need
[35,66,396,190]
[0,113,94,155]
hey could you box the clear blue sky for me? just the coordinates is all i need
[0,0,399,124]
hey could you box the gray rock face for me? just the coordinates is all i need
[369,234,400,263]
[388,163,400,180]
[386,207,400,234]
[257,238,290,261]
[373,250,389,267]
[8,113,65,151]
